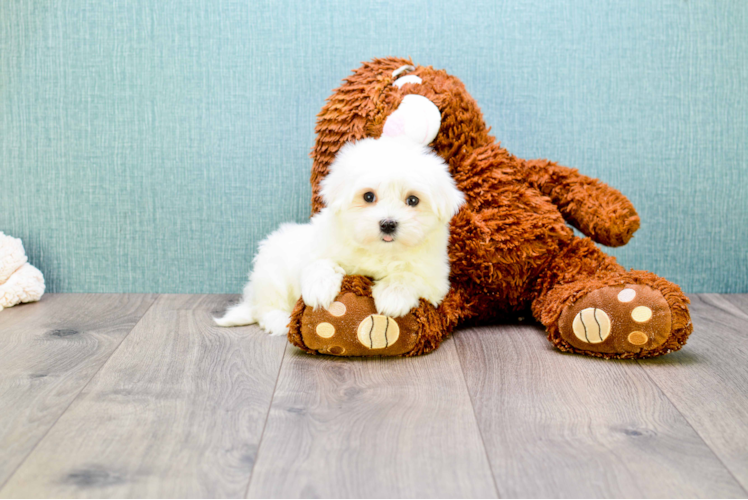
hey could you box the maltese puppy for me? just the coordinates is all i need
[215,135,464,335]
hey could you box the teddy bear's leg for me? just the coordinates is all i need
[287,275,450,357]
[531,238,692,359]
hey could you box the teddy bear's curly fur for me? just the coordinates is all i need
[288,57,692,359]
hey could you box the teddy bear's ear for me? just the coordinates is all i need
[382,95,441,146]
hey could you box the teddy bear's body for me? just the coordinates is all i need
[288,57,692,359]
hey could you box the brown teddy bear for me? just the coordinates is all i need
[288,57,692,359]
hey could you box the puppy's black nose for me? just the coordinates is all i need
[379,219,398,234]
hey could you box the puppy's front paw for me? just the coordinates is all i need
[372,282,421,318]
[301,263,344,310]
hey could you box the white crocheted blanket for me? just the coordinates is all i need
[0,232,45,311]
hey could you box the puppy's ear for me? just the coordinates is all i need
[429,173,465,223]
[319,171,346,212]
[320,144,355,211]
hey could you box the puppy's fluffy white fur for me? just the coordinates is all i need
[215,136,464,335]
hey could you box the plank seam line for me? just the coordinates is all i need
[242,341,288,498]
[636,332,748,494]
[454,331,503,499]
[638,366,747,494]
[704,293,748,321]
[0,294,159,493]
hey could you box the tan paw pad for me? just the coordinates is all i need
[572,308,611,344]
[617,288,636,303]
[357,314,400,349]
[628,331,649,345]
[327,301,346,317]
[631,306,652,323]
[315,322,335,338]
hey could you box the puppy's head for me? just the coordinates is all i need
[320,136,465,248]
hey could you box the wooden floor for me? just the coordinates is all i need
[0,294,747,498]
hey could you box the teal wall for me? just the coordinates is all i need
[1,1,746,293]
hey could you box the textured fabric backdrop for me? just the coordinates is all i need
[1,0,746,293]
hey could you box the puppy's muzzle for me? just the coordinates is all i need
[379,219,398,235]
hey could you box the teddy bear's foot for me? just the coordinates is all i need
[557,284,677,357]
[287,275,448,357]
[296,292,420,356]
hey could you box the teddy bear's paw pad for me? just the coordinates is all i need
[357,315,400,349]
[558,285,672,354]
[300,293,419,356]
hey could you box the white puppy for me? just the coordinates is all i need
[215,135,464,335]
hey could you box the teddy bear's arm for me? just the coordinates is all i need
[521,159,640,247]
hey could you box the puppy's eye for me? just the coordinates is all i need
[406,195,420,207]
[363,191,376,203]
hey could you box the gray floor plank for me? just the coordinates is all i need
[454,320,747,498]
[246,337,498,499]
[722,293,748,314]
[0,294,155,488]
[639,294,748,491]
[0,294,287,498]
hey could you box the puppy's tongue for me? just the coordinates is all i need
[382,235,394,242]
